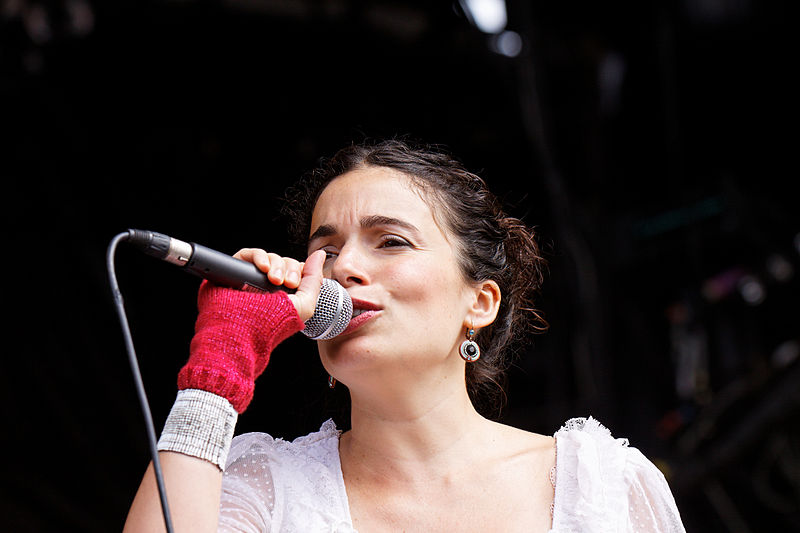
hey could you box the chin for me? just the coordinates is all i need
[319,337,398,377]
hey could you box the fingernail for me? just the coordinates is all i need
[272,269,283,280]
[288,272,300,284]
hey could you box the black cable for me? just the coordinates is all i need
[107,231,175,533]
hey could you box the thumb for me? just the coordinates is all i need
[288,250,326,322]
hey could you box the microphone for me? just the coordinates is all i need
[125,229,352,340]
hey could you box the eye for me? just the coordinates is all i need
[379,235,411,248]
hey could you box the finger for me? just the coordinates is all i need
[234,249,294,287]
[255,255,304,288]
[233,248,270,272]
[251,249,272,273]
[233,248,254,261]
[301,249,326,283]
[282,258,305,289]
[288,250,326,321]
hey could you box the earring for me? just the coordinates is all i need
[459,327,481,362]
[328,375,337,389]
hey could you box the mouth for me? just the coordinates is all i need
[351,298,380,315]
[342,298,381,335]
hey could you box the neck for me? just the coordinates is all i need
[340,369,490,483]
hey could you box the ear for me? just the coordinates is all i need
[465,279,501,329]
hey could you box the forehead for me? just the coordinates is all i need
[310,166,438,233]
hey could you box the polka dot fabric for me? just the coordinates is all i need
[218,418,686,532]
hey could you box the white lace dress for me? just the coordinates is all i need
[218,417,685,532]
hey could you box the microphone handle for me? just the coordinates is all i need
[185,243,290,293]
[126,229,289,292]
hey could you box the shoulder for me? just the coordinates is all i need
[553,416,631,465]
[479,419,556,488]
[226,418,341,472]
[221,420,353,530]
[551,417,685,533]
[553,416,664,484]
[489,418,556,453]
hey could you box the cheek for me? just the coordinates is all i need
[387,257,466,318]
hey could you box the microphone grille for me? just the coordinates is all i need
[302,279,353,340]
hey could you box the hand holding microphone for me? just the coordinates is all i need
[176,250,326,413]
[125,229,352,413]
[232,247,326,324]
[127,229,352,340]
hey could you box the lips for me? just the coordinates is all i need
[351,298,380,313]
[342,298,380,335]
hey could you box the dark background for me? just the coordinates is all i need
[3,0,798,531]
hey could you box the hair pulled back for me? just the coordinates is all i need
[283,139,548,417]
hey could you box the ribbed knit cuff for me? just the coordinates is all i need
[157,389,238,470]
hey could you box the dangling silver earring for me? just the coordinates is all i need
[459,327,481,362]
[328,375,337,389]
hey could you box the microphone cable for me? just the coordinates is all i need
[107,231,174,533]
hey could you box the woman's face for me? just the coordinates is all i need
[308,166,476,386]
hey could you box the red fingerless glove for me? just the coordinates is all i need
[177,280,306,413]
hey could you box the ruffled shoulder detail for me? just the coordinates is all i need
[550,417,630,533]
[220,420,355,532]
[227,418,340,458]
[556,417,627,442]
[290,418,341,446]
[549,417,685,533]
[225,419,343,474]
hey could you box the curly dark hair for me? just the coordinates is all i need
[282,139,548,417]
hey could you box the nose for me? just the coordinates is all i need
[330,242,369,288]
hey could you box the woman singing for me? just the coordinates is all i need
[124,139,686,532]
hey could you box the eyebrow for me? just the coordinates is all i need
[309,215,420,242]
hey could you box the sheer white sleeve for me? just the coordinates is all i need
[624,447,685,533]
[217,420,355,532]
[551,417,686,533]
[218,435,277,532]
